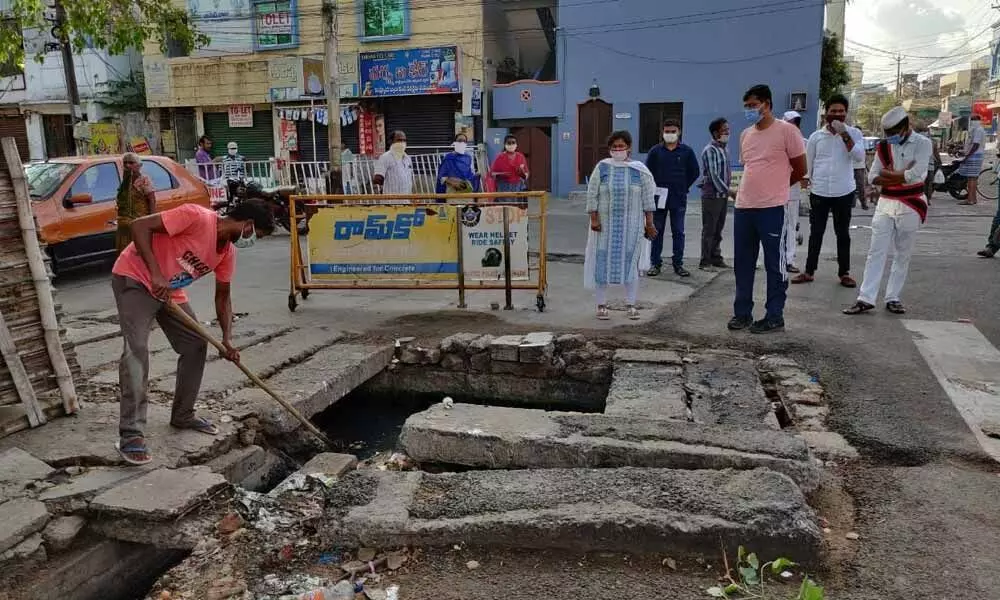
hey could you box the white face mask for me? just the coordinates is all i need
[718,134,729,144]
[453,142,467,154]
[391,141,406,155]
[228,149,238,156]
[505,143,517,152]
[662,133,679,144]
[610,150,628,162]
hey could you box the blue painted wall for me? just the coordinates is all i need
[551,0,824,197]
[493,81,563,120]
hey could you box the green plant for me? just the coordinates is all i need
[820,33,851,103]
[705,546,824,600]
[94,74,147,114]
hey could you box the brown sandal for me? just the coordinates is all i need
[843,301,874,315]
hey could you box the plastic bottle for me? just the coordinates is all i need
[296,580,356,600]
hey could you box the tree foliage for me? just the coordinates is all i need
[820,33,851,103]
[0,0,208,70]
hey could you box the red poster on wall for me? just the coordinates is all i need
[280,119,298,151]
[359,111,374,155]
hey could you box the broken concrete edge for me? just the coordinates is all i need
[86,509,222,551]
[322,468,823,563]
[88,467,231,522]
[0,498,50,554]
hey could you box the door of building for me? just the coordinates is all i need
[578,99,611,184]
[43,114,75,158]
[0,110,29,161]
[511,126,552,192]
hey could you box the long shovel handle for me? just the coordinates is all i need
[164,302,335,449]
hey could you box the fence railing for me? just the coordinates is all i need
[185,146,490,197]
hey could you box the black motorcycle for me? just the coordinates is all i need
[933,160,969,201]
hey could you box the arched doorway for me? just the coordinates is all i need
[578,99,612,184]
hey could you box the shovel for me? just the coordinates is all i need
[164,301,335,449]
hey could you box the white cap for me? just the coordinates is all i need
[881,106,908,130]
[227,142,238,150]
[782,111,801,122]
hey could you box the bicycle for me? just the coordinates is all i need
[979,165,999,201]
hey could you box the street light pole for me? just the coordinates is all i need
[322,0,342,193]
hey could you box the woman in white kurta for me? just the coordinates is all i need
[584,130,657,320]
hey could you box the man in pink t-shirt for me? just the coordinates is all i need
[111,201,274,465]
[729,84,807,334]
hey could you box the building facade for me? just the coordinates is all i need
[489,0,824,197]
[144,0,487,164]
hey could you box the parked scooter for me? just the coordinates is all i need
[933,160,969,201]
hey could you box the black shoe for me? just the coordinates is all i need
[699,261,712,270]
[674,265,691,277]
[711,260,729,269]
[978,247,997,258]
[727,316,753,331]
[750,318,785,334]
[647,265,662,276]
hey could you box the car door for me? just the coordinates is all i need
[142,159,186,211]
[57,161,121,261]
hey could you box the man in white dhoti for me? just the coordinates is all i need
[844,106,931,316]
[585,130,657,321]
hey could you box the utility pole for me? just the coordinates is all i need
[894,54,902,102]
[322,0,342,194]
[53,0,81,154]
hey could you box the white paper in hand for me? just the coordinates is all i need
[655,187,669,209]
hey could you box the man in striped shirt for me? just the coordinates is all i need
[699,117,735,269]
[374,130,414,196]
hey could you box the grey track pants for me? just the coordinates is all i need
[112,275,207,440]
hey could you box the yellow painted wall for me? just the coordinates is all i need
[145,0,484,107]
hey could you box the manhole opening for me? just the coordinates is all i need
[759,376,796,429]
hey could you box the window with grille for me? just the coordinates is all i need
[360,0,409,41]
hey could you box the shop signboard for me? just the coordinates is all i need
[228,104,254,128]
[308,205,459,281]
[459,205,529,281]
[359,46,460,97]
[339,52,359,98]
[254,0,297,49]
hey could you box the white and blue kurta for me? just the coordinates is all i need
[584,159,656,288]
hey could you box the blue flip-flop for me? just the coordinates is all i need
[172,416,220,436]
[115,437,152,466]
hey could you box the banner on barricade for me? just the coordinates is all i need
[308,205,459,280]
[460,205,529,281]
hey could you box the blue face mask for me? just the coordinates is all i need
[885,134,902,145]
[744,107,763,125]
[234,226,256,249]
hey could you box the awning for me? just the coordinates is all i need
[988,102,1000,111]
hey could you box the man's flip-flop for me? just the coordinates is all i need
[115,438,152,466]
[172,417,220,436]
[843,301,875,315]
[886,301,906,314]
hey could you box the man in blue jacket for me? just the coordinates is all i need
[645,119,701,277]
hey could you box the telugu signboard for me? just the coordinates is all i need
[308,205,459,281]
[338,52,359,98]
[359,46,460,97]
[459,205,529,281]
[228,104,254,128]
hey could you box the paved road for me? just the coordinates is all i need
[52,192,1000,598]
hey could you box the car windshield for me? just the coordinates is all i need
[24,162,77,199]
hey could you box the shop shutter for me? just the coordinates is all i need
[0,115,29,161]
[203,111,275,160]
[294,119,359,162]
[382,95,457,147]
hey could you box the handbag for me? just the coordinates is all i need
[933,169,944,185]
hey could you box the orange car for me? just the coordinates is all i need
[24,155,210,273]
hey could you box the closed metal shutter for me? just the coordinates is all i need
[294,119,359,162]
[0,114,30,161]
[203,111,274,160]
[381,95,457,147]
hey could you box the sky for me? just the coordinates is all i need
[843,0,995,86]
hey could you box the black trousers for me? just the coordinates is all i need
[804,192,854,277]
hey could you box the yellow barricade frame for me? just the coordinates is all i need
[287,192,549,312]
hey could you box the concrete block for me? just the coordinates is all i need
[800,431,859,462]
[42,515,86,552]
[685,355,773,428]
[399,346,442,365]
[224,343,394,436]
[38,467,141,513]
[300,453,358,477]
[89,466,228,521]
[324,467,821,560]
[605,362,688,420]
[2,533,46,563]
[613,349,683,365]
[489,335,523,362]
[519,332,555,364]
[554,334,587,351]
[439,333,481,354]
[467,334,494,353]
[0,448,55,502]
[439,353,466,371]
[206,446,287,491]
[400,404,818,490]
[0,498,50,553]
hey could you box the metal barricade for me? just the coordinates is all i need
[286,192,548,313]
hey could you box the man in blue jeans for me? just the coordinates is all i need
[645,118,701,277]
[729,84,807,334]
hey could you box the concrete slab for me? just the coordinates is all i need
[0,498,50,553]
[206,445,287,492]
[38,467,142,513]
[42,515,86,552]
[64,322,122,348]
[0,404,239,469]
[0,447,55,502]
[613,349,683,365]
[324,467,821,560]
[89,466,228,521]
[75,329,168,373]
[300,452,358,477]
[152,327,342,397]
[605,361,689,420]
[684,355,773,429]
[489,335,523,362]
[399,404,818,489]
[222,343,394,436]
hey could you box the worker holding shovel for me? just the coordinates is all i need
[110,201,275,465]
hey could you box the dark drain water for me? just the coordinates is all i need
[313,389,440,460]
